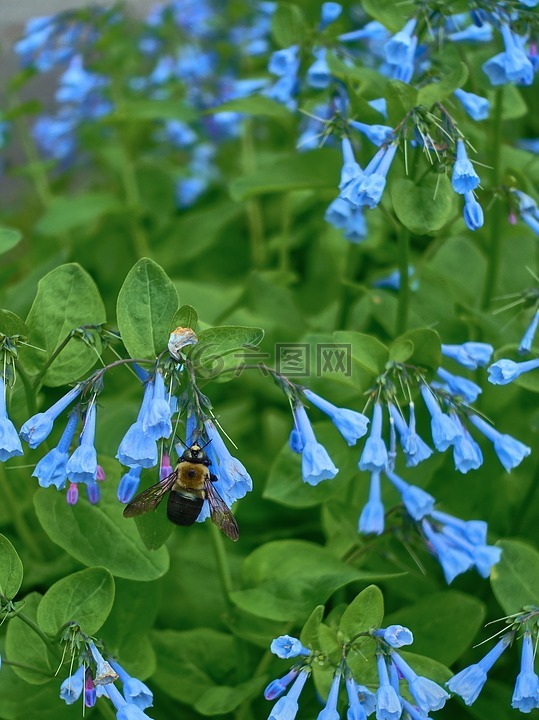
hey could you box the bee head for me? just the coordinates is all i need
[182,443,209,464]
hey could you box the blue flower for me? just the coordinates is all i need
[33,411,79,489]
[359,403,388,471]
[344,207,368,243]
[117,466,143,504]
[436,367,482,402]
[265,669,300,701]
[385,470,434,520]
[293,405,338,485]
[88,641,118,685]
[325,198,352,229]
[430,510,486,544]
[66,402,98,484]
[420,384,461,452]
[519,310,539,353]
[468,414,531,471]
[359,472,384,535]
[268,669,310,720]
[142,371,173,441]
[86,481,100,504]
[349,120,393,147]
[85,674,97,707]
[345,676,367,720]
[463,191,484,230]
[303,388,369,446]
[339,138,363,191]
[453,89,490,120]
[289,428,304,453]
[448,23,493,43]
[440,524,501,578]
[452,140,480,194]
[387,402,432,467]
[20,384,82,449]
[483,25,534,86]
[306,48,331,89]
[355,684,376,715]
[384,18,417,65]
[270,636,309,659]
[373,625,413,648]
[451,417,483,474]
[268,46,299,76]
[512,631,539,712]
[60,664,85,704]
[347,144,399,209]
[109,661,153,710]
[320,2,342,28]
[375,654,402,720]
[203,419,253,501]
[422,519,473,583]
[446,634,513,704]
[317,672,341,720]
[441,342,493,369]
[390,651,449,712]
[104,683,153,719]
[116,383,158,468]
[488,358,539,385]
[0,376,23,461]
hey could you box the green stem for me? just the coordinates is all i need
[17,121,53,207]
[241,121,266,269]
[395,227,411,335]
[481,87,504,310]
[335,243,360,330]
[15,362,37,416]
[0,465,46,561]
[32,331,75,387]
[14,611,59,655]
[2,658,55,676]
[279,194,292,273]
[208,522,234,610]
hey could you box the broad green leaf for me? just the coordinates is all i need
[386,80,418,126]
[195,677,268,716]
[0,659,75,720]
[0,535,23,600]
[108,99,195,122]
[191,325,264,376]
[37,567,115,636]
[21,263,106,386]
[339,585,384,643]
[389,329,442,372]
[271,3,306,47]
[0,227,22,255]
[152,628,236,705]
[230,540,397,622]
[417,63,469,107]
[209,96,293,124]
[230,150,341,201]
[300,605,324,649]
[35,193,121,236]
[134,493,174,551]
[171,304,198,332]
[495,85,528,120]
[5,593,55,685]
[33,481,169,581]
[116,258,179,359]
[359,0,411,31]
[0,310,28,338]
[384,591,486,665]
[491,539,539,614]
[326,53,386,95]
[391,175,456,236]
[318,622,341,664]
[334,331,389,388]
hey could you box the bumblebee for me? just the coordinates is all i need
[123,443,239,541]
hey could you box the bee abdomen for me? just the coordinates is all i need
[167,490,204,526]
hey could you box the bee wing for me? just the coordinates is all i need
[204,477,239,541]
[123,471,178,518]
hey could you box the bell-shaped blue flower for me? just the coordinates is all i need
[66,402,98,484]
[375,654,402,720]
[488,358,539,385]
[33,411,79,489]
[268,669,310,720]
[116,383,158,468]
[20,384,82,449]
[373,625,413,648]
[265,669,300,701]
[349,120,393,147]
[345,675,367,720]
[359,403,388,471]
[109,661,153,710]
[452,419,483,474]
[512,631,539,712]
[468,414,531,471]
[142,371,172,441]
[420,384,461,451]
[359,471,384,535]
[317,672,341,720]
[86,481,100,504]
[0,376,23,461]
[268,45,299,76]
[339,138,363,191]
[293,405,338,486]
[289,428,304,454]
[325,197,352,229]
[384,18,417,65]
[117,466,143,504]
[355,684,375,715]
[320,2,342,28]
[303,388,369,446]
[306,48,331,89]
[453,89,490,120]
[352,144,399,209]
[446,633,513,704]
[441,342,493,369]
[430,510,487,545]
[519,310,539,354]
[385,470,434,520]
[88,641,118,685]
[390,650,449,712]
[60,664,85,704]
[344,206,368,244]
[483,25,534,86]
[463,190,484,230]
[440,524,501,578]
[387,402,432,467]
[204,419,253,501]
[452,139,480,194]
[104,683,153,719]
[270,635,310,659]
[422,519,473,583]
[436,367,481,403]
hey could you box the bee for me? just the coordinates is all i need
[123,443,239,541]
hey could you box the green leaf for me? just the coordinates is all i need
[37,567,115,636]
[0,227,22,256]
[230,540,396,622]
[195,677,268,716]
[108,99,195,122]
[491,539,539,614]
[117,258,179,359]
[318,622,342,664]
[33,480,169,581]
[230,150,341,201]
[171,304,198,332]
[386,80,418,126]
[339,585,384,643]
[417,63,469,107]
[21,263,106,386]
[134,495,174,551]
[271,3,306,47]
[0,535,23,600]
[191,325,264,376]
[334,331,389,388]
[359,0,411,32]
[0,659,75,720]
[300,605,324,649]
[5,593,55,685]
[384,591,486,665]
[389,329,442,372]
[391,175,456,236]
[209,96,293,124]
[35,193,121,236]
[399,652,452,684]
[0,310,28,338]
[495,85,528,120]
